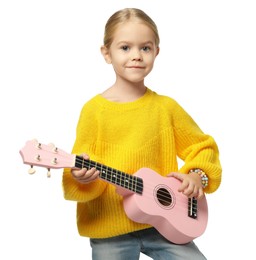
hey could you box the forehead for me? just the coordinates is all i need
[112,20,156,44]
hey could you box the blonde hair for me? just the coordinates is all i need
[103,8,160,49]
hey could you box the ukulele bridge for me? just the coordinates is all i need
[188,197,198,219]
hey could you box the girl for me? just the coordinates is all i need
[62,8,222,260]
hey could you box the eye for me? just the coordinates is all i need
[121,45,130,51]
[142,46,151,52]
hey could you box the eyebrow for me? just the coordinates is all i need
[117,41,154,46]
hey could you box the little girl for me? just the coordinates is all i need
[62,8,222,260]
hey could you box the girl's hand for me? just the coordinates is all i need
[71,154,100,184]
[168,172,204,199]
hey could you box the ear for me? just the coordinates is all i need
[155,46,160,57]
[101,45,112,64]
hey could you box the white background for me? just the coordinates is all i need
[1,0,256,259]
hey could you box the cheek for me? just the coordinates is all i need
[149,53,157,62]
[112,55,127,66]
[145,56,156,68]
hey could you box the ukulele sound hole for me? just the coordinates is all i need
[156,187,172,207]
[155,186,174,208]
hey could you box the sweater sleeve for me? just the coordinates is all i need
[62,168,107,202]
[171,100,222,194]
[62,101,108,202]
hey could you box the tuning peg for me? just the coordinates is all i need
[31,138,38,144]
[28,166,36,174]
[52,158,57,165]
[48,143,58,153]
[47,168,51,178]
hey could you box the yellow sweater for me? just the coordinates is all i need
[62,88,222,239]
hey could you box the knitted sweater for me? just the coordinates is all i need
[62,88,222,239]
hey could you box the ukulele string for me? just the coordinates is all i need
[75,156,197,209]
[29,144,196,210]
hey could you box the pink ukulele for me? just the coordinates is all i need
[20,139,208,244]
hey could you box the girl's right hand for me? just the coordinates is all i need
[71,154,100,184]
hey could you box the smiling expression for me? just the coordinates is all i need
[102,20,159,84]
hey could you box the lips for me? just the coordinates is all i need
[127,66,144,69]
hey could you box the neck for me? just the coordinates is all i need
[102,82,147,103]
[75,156,143,194]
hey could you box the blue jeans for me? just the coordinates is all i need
[90,228,207,260]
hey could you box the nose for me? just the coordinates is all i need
[131,49,143,61]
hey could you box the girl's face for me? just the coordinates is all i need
[102,20,159,84]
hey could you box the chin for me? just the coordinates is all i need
[127,75,148,83]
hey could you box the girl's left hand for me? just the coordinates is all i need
[167,172,205,199]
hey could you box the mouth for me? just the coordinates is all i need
[127,66,145,69]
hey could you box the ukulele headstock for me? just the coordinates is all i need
[19,139,75,177]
